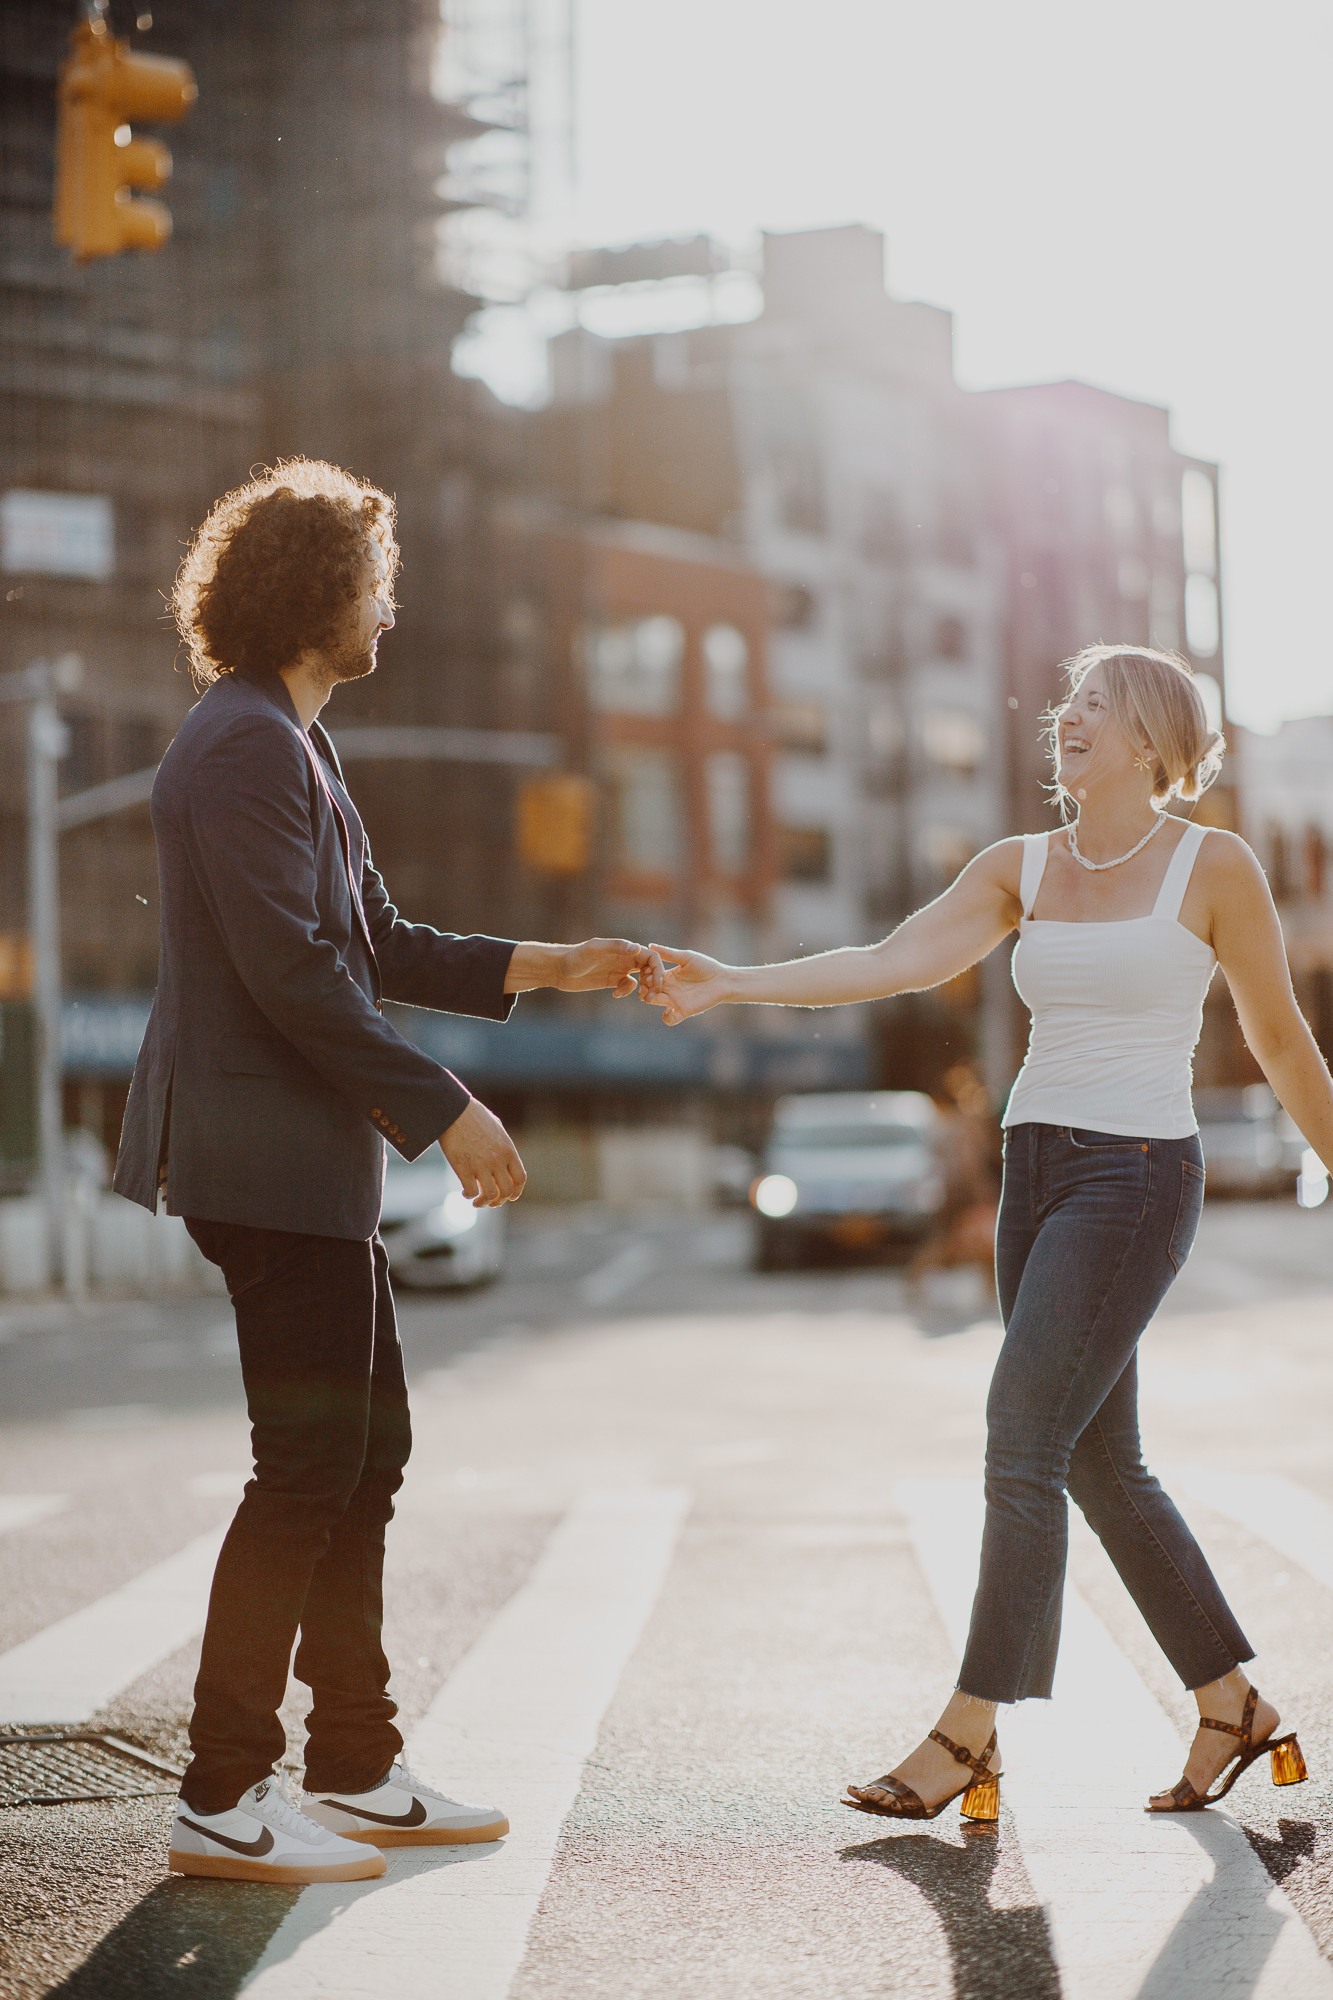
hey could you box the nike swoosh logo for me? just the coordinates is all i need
[178,1817,275,1858]
[326,1795,427,1829]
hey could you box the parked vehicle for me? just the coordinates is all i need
[378,1143,505,1289]
[1193,1085,1297,1198]
[750,1091,945,1269]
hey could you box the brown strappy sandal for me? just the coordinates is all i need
[1147,1685,1308,1813]
[842,1728,1001,1823]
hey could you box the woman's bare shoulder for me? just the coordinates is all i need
[968,834,1031,897]
[1193,825,1268,886]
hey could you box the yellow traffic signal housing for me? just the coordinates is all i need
[54,19,197,263]
[516,774,596,876]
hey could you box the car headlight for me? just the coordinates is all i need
[440,1191,482,1231]
[752,1174,798,1217]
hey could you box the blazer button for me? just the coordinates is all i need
[371,1108,383,1119]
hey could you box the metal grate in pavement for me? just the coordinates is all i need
[0,1729,185,1808]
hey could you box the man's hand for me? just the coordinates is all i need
[503,939,653,998]
[440,1098,526,1207]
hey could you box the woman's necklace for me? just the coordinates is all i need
[1067,811,1166,873]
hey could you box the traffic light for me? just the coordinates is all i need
[54,18,196,263]
[515,774,596,875]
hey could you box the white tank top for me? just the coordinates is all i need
[1002,821,1216,1139]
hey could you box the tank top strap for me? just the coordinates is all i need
[1019,832,1050,920]
[1151,820,1210,923]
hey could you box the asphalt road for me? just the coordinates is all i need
[2,1196,1333,1998]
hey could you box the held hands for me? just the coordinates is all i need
[638,945,732,1027]
[440,1097,526,1207]
[556,938,656,997]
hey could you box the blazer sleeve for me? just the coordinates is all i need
[360,839,518,1017]
[178,712,475,1158]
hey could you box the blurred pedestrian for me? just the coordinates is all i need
[115,458,653,1884]
[645,645,1331,1823]
[908,1063,1000,1299]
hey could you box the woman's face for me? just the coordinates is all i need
[1056,666,1146,798]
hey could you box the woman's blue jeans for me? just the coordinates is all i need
[957,1123,1253,1704]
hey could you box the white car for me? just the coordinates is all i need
[750,1091,945,1269]
[378,1143,506,1289]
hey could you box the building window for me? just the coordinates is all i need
[1103,485,1138,542]
[586,615,684,714]
[1117,555,1150,602]
[707,751,750,872]
[919,707,986,772]
[778,826,831,882]
[601,746,683,874]
[1181,470,1217,575]
[862,487,907,565]
[935,616,967,660]
[1149,574,1180,652]
[769,392,825,535]
[703,624,749,719]
[919,824,975,887]
[771,700,829,753]
[1184,575,1220,658]
[773,582,816,630]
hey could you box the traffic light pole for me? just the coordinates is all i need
[29,692,67,1291]
[0,660,77,1293]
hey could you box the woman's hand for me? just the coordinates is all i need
[642,945,732,1025]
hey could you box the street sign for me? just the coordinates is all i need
[1,493,113,580]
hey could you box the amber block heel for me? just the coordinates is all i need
[959,1773,1000,1822]
[844,1729,1001,1823]
[1271,1736,1308,1787]
[1148,1687,1309,1813]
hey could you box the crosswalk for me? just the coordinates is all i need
[0,1521,226,1724]
[0,1495,67,1535]
[2,1463,1332,1993]
[898,1479,1333,1999]
[241,1487,690,2000]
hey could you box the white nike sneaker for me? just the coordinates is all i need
[304,1759,509,1846]
[169,1775,387,1883]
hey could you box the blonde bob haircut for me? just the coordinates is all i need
[1047,644,1225,817]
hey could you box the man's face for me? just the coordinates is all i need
[324,549,395,686]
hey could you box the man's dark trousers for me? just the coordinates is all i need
[180,1219,410,1814]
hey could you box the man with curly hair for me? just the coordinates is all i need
[115,458,654,1884]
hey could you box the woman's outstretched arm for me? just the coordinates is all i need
[1208,833,1333,1172]
[644,839,1025,1025]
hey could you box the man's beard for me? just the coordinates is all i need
[321,633,378,688]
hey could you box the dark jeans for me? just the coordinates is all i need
[958,1124,1253,1704]
[180,1219,411,1812]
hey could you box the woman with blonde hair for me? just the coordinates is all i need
[644,644,1332,1820]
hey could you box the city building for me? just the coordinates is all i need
[0,0,558,1182]
[1231,717,1333,1066]
[526,223,1232,1099]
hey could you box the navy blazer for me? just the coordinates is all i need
[113,671,516,1239]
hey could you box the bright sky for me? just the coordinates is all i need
[549,0,1332,731]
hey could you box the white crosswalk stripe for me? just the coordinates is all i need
[0,1524,227,1724]
[897,1479,1333,1999]
[240,1486,691,2000]
[0,1495,68,1535]
[1170,1468,1333,1594]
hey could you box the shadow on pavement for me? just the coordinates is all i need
[1135,1812,1318,2000]
[43,1839,504,1998]
[44,1876,300,1999]
[841,1818,1061,2000]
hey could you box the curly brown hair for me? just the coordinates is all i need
[171,458,399,689]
